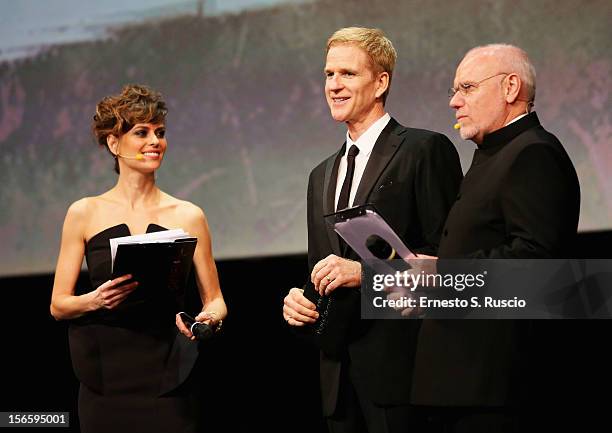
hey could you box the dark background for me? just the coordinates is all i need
[2,230,612,432]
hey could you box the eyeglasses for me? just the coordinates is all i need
[448,72,509,98]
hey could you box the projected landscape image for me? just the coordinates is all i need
[0,0,610,275]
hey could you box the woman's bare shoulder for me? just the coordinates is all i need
[162,193,206,221]
[68,192,113,215]
[66,197,92,218]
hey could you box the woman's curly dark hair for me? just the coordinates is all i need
[92,84,168,173]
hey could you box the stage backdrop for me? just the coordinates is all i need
[0,0,610,276]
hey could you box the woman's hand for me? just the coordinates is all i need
[175,313,195,340]
[176,311,222,341]
[195,310,222,328]
[88,274,139,310]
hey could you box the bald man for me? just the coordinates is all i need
[408,45,580,431]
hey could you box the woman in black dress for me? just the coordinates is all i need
[50,84,226,433]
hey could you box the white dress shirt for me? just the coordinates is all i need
[505,112,529,126]
[334,113,391,210]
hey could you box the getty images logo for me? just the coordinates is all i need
[372,270,488,292]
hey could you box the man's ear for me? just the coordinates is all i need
[375,71,390,100]
[504,73,521,104]
[107,135,118,156]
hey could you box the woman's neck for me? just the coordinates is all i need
[111,171,160,210]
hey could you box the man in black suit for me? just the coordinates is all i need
[405,44,580,431]
[282,27,463,433]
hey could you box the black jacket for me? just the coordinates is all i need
[305,118,462,414]
[410,112,581,406]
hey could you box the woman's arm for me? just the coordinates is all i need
[176,203,226,338]
[191,206,227,321]
[50,199,138,320]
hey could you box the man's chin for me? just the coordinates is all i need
[329,109,349,123]
[459,125,478,141]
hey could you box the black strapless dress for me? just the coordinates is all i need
[68,224,199,433]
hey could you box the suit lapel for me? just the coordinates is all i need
[353,118,403,206]
[322,143,345,255]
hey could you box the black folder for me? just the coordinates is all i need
[111,238,197,304]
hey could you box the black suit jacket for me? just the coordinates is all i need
[305,118,462,415]
[410,112,581,406]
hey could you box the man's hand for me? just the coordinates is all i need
[406,254,438,277]
[311,254,361,296]
[386,285,423,317]
[394,254,438,316]
[283,288,319,327]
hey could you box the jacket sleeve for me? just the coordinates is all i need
[413,133,463,255]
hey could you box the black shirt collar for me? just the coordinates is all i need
[479,111,541,149]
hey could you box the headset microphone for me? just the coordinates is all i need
[453,123,461,130]
[116,152,144,160]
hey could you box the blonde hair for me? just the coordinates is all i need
[327,27,397,104]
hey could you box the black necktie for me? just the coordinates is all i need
[337,144,360,210]
[317,144,359,336]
